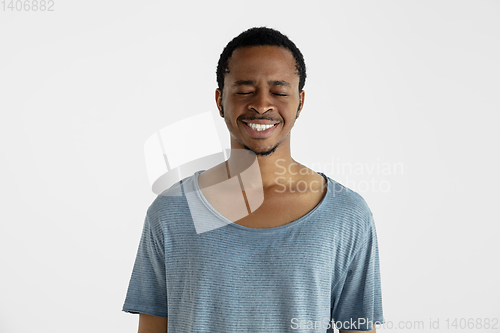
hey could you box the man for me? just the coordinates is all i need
[123,27,384,332]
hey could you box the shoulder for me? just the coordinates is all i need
[147,172,195,224]
[324,175,375,238]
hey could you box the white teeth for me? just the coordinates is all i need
[247,123,276,131]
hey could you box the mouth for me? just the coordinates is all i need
[241,121,279,138]
[242,120,279,130]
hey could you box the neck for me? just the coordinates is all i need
[225,152,308,191]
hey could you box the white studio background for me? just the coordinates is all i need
[1,1,499,332]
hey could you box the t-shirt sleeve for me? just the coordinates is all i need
[122,211,168,318]
[331,212,384,331]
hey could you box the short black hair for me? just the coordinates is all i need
[216,27,306,92]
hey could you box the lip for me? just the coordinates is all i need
[241,121,279,138]
[242,119,279,125]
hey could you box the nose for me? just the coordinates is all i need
[248,91,274,114]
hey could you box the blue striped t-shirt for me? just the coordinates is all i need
[123,170,384,332]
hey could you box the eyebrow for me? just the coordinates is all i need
[232,80,291,87]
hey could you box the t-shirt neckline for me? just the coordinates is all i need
[193,169,330,232]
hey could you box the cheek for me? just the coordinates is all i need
[276,100,298,111]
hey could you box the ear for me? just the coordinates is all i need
[215,88,223,117]
[296,90,305,119]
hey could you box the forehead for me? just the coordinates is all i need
[226,46,298,84]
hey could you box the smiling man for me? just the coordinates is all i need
[123,27,384,333]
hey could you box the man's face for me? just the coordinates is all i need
[216,45,305,157]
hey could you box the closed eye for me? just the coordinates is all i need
[273,93,288,96]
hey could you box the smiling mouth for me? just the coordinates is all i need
[243,122,279,131]
[241,121,280,139]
